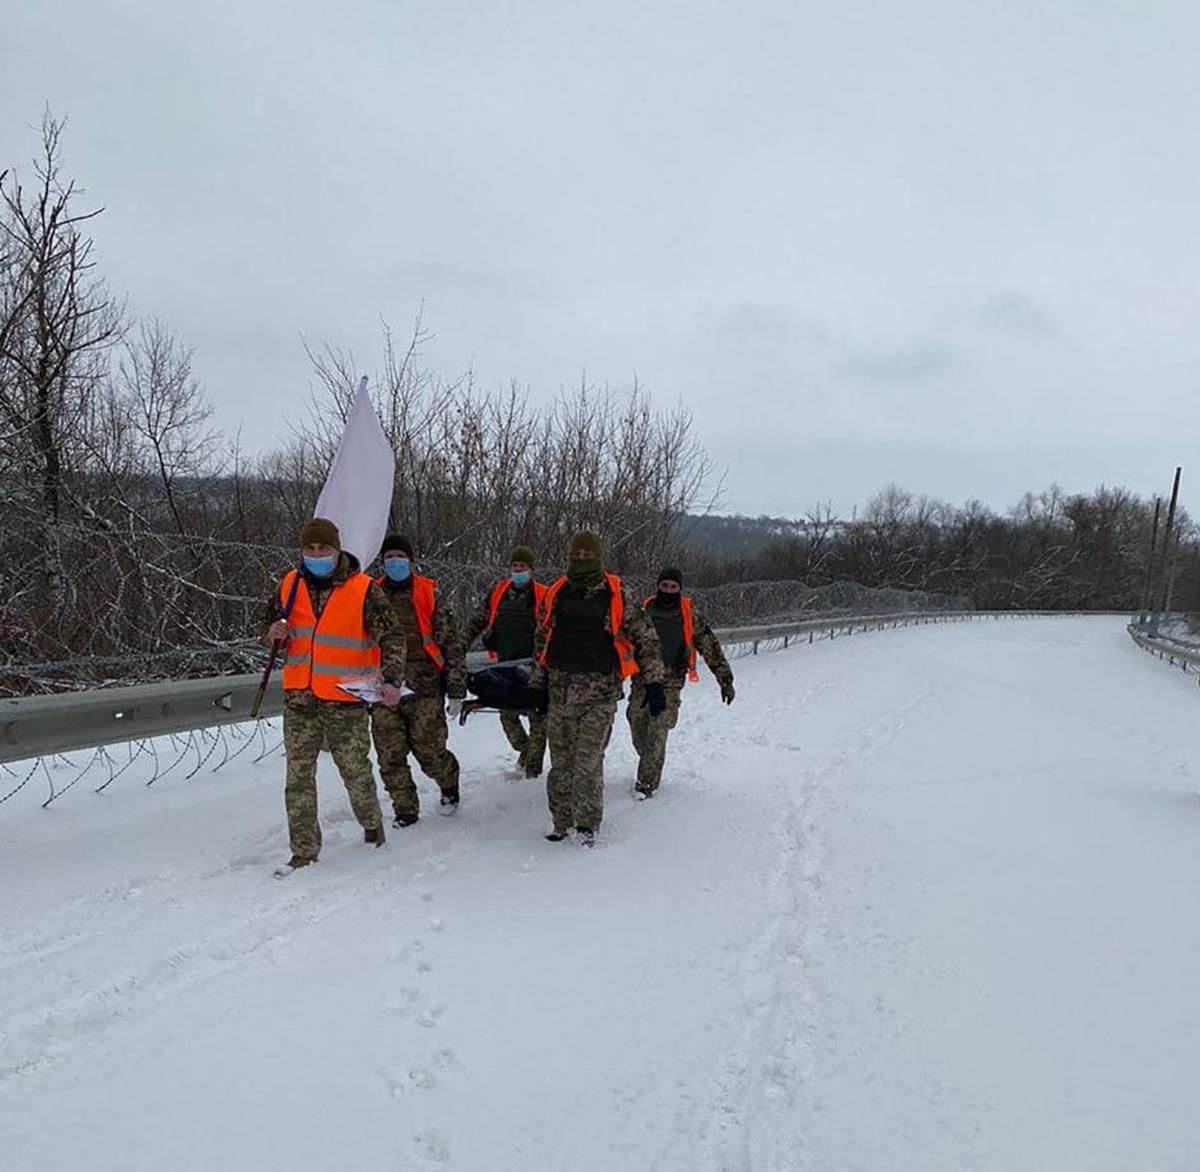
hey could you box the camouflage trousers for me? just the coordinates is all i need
[283,698,382,862]
[545,695,619,833]
[627,682,682,795]
[371,696,460,820]
[499,710,548,774]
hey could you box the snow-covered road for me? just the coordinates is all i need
[3,616,1198,1171]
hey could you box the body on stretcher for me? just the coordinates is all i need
[460,658,549,726]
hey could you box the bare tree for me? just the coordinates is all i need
[0,111,122,596]
[119,319,220,534]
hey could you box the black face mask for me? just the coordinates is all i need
[655,590,681,609]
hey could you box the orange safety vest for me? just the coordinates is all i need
[643,593,700,684]
[377,573,445,671]
[538,572,638,679]
[486,578,549,660]
[280,570,377,702]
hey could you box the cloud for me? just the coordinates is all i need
[388,260,548,303]
[841,340,959,382]
[690,302,832,359]
[979,291,1059,338]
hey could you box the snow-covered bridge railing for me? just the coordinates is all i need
[1126,623,1200,682]
[0,611,1109,768]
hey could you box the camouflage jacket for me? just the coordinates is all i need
[262,554,405,708]
[378,576,467,700]
[636,597,734,691]
[530,577,665,705]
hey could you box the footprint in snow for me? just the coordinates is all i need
[385,987,423,1018]
[416,1001,446,1029]
[390,938,425,964]
[413,1132,451,1164]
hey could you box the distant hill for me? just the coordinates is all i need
[675,513,839,558]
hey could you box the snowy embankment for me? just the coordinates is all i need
[2,617,1198,1171]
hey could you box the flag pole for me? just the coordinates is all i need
[252,566,301,719]
[252,373,394,718]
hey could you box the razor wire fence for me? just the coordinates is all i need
[0,718,284,812]
[0,521,970,697]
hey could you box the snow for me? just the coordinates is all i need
[3,616,1199,1171]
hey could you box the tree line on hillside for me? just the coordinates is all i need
[683,484,1197,614]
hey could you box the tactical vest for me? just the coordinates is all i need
[643,594,699,683]
[485,579,546,661]
[539,573,638,678]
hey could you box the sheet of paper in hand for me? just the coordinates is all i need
[337,676,385,703]
[338,676,417,703]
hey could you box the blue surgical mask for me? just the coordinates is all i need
[511,570,532,587]
[303,554,336,578]
[384,557,411,582]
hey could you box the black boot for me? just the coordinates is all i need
[393,811,419,828]
[438,789,460,816]
[575,827,596,848]
[545,829,570,842]
[364,825,386,847]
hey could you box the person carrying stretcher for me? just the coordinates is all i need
[456,546,550,777]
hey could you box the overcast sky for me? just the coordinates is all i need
[3,0,1197,517]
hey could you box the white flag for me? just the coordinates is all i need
[314,376,395,568]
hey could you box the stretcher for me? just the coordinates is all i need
[459,658,548,726]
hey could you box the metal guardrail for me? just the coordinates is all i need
[1126,623,1200,681]
[0,610,1109,765]
[721,608,984,650]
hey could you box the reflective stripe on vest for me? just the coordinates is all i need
[486,579,549,660]
[538,572,638,679]
[642,593,699,683]
[279,571,377,701]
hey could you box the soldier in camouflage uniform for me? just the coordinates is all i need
[370,534,467,826]
[264,518,407,875]
[530,531,665,846]
[457,544,548,777]
[627,566,735,799]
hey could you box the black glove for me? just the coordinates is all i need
[720,678,735,706]
[532,688,550,715]
[642,682,667,719]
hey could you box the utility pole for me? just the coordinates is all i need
[1150,466,1182,635]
